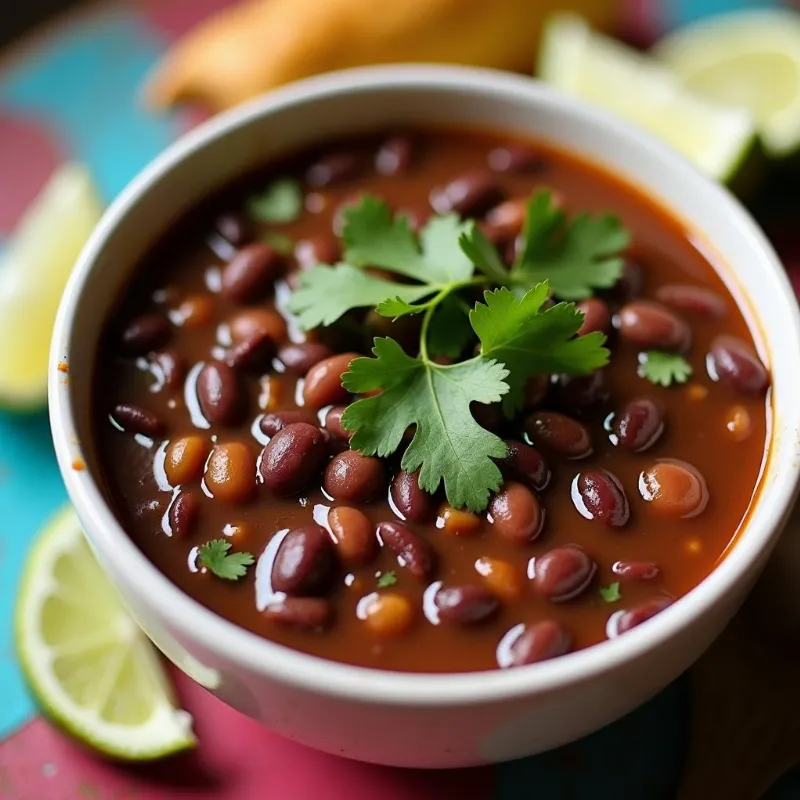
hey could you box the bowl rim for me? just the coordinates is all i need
[50,64,800,707]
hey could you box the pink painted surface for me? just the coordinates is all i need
[0,113,64,233]
[0,670,494,800]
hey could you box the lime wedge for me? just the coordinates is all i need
[0,164,103,411]
[15,506,196,760]
[654,10,800,158]
[538,13,757,182]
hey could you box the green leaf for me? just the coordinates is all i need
[513,191,630,300]
[197,539,255,581]
[600,582,621,603]
[260,231,295,255]
[247,179,303,224]
[418,215,475,283]
[638,351,693,387]
[427,295,474,359]
[471,285,609,415]
[343,196,474,284]
[288,265,433,329]
[459,227,509,283]
[375,296,429,319]
[377,571,398,588]
[341,338,509,512]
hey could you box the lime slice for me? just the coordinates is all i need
[15,506,196,760]
[538,13,757,182]
[0,164,103,411]
[654,10,800,158]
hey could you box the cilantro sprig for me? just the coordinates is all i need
[639,351,693,387]
[600,582,622,603]
[287,191,626,512]
[197,539,255,581]
[247,179,303,223]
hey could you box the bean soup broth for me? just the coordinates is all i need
[92,129,770,673]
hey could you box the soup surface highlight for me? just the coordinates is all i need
[92,128,770,673]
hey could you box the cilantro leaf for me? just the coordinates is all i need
[247,179,303,223]
[512,191,630,300]
[638,351,693,387]
[377,571,398,588]
[427,295,474,359]
[261,231,295,255]
[600,582,621,603]
[471,285,609,415]
[288,265,433,329]
[459,226,510,283]
[343,196,474,284]
[341,337,509,512]
[197,539,255,581]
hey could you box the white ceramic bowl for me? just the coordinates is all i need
[50,66,800,768]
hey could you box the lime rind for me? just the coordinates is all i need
[15,506,196,760]
[654,10,800,157]
[538,13,757,183]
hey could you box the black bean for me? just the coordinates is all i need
[271,525,336,596]
[121,313,171,356]
[196,362,246,427]
[112,403,165,438]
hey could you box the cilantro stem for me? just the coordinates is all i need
[418,276,485,361]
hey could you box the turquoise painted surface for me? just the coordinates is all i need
[0,10,180,738]
[670,0,782,24]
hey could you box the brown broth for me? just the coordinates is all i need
[92,128,769,673]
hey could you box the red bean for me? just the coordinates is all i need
[656,284,726,318]
[531,545,596,602]
[607,597,672,637]
[434,585,499,624]
[524,411,592,459]
[196,361,246,427]
[576,298,610,336]
[112,403,165,438]
[612,560,661,581]
[376,136,413,176]
[306,152,362,187]
[554,370,607,412]
[259,410,318,437]
[225,332,275,371]
[377,521,435,580]
[323,450,385,503]
[483,198,526,240]
[294,234,340,269]
[390,470,435,523]
[259,422,328,496]
[500,620,572,668]
[430,171,505,217]
[613,397,664,452]
[303,352,358,408]
[472,401,505,432]
[278,342,335,375]
[328,507,377,566]
[214,212,251,246]
[221,243,283,304]
[121,313,170,356]
[523,374,550,409]
[324,406,353,442]
[572,469,630,527]
[168,491,198,538]
[271,524,336,596]
[487,145,546,174]
[500,439,551,492]
[618,301,691,352]
[152,349,185,391]
[263,597,331,630]
[707,335,769,396]
[489,482,544,544]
